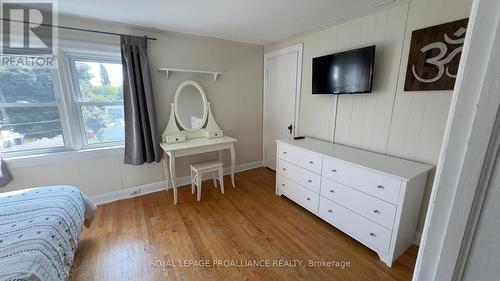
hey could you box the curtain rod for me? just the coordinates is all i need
[1,18,158,41]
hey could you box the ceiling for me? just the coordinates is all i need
[57,0,396,45]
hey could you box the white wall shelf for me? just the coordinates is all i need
[158,68,222,81]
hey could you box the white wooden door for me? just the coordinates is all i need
[263,44,302,170]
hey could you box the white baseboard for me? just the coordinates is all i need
[414,231,422,246]
[91,160,263,205]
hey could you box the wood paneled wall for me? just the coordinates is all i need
[264,0,472,231]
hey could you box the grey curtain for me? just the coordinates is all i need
[121,36,160,165]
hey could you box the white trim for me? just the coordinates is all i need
[91,160,263,205]
[263,43,303,168]
[91,181,168,205]
[413,0,500,280]
[4,145,125,168]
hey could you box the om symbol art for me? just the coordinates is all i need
[412,27,466,83]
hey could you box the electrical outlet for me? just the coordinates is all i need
[130,188,141,197]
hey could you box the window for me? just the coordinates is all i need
[0,51,124,157]
[69,56,124,146]
[0,58,66,153]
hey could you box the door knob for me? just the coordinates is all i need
[288,124,293,134]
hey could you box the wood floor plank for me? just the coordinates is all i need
[71,168,418,281]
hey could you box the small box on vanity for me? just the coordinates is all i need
[205,130,224,139]
[165,134,186,144]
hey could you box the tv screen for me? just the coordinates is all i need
[312,45,375,94]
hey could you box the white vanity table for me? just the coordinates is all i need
[160,80,237,204]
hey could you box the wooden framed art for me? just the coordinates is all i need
[404,19,468,91]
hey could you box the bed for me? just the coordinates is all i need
[0,186,96,281]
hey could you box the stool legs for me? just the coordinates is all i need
[190,164,224,202]
[212,171,218,188]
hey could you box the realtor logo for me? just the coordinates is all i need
[1,1,55,55]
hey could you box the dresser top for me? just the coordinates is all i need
[277,137,432,180]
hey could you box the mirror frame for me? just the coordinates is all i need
[173,80,208,132]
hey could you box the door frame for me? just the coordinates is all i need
[262,43,303,169]
[412,0,500,280]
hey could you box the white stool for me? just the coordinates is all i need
[190,160,224,201]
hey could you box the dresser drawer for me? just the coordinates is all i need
[278,143,322,174]
[277,175,319,213]
[320,177,397,229]
[322,157,402,204]
[278,159,321,193]
[318,197,392,253]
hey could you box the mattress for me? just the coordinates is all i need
[0,186,96,281]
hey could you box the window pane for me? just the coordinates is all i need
[0,62,57,103]
[74,61,123,102]
[0,106,65,152]
[82,105,124,144]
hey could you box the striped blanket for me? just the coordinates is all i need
[0,186,96,281]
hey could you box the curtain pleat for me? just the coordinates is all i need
[121,36,160,165]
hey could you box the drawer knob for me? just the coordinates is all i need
[369,233,376,237]
[331,169,337,173]
[306,197,311,201]
[329,190,335,193]
[308,179,312,183]
[283,152,287,154]
[373,210,380,214]
[281,184,285,187]
[328,209,333,213]
[377,185,384,189]
[282,168,286,171]
[309,161,314,164]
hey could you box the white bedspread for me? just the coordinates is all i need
[0,186,96,281]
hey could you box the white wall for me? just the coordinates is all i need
[264,0,472,231]
[2,15,263,199]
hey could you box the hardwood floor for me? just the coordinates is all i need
[71,168,418,281]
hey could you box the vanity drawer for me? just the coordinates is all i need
[278,143,322,174]
[278,159,321,193]
[165,134,186,144]
[318,197,392,253]
[205,130,224,139]
[320,177,396,229]
[322,157,402,204]
[277,175,319,213]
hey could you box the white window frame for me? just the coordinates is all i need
[66,53,124,149]
[0,64,72,157]
[1,40,125,158]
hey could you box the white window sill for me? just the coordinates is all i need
[4,145,125,168]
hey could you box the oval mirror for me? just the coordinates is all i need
[174,81,208,132]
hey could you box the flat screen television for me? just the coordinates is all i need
[312,45,375,94]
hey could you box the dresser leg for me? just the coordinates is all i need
[377,252,393,268]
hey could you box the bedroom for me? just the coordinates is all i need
[0,0,499,280]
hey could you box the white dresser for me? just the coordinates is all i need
[275,137,432,267]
